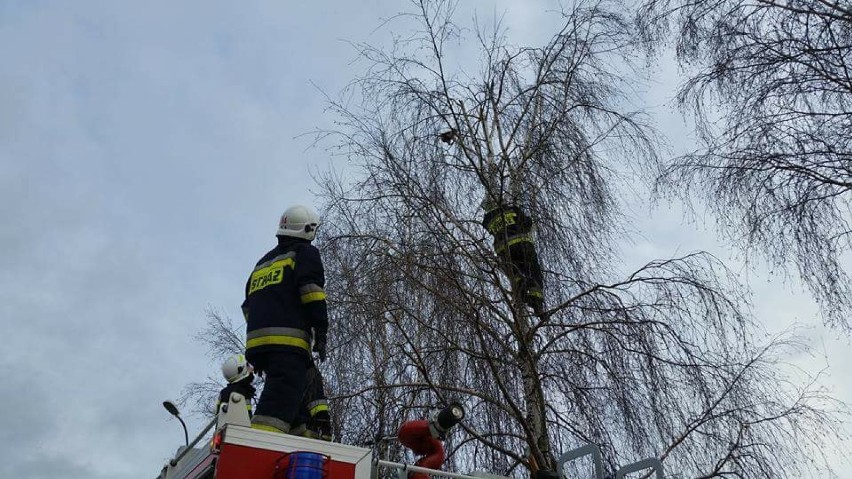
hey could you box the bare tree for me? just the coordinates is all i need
[179,308,245,417]
[311,0,845,477]
[174,1,845,476]
[636,0,852,330]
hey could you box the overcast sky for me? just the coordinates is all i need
[1,1,848,478]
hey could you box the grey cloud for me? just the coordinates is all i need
[0,372,51,455]
[1,455,116,479]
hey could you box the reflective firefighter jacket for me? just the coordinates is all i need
[241,237,328,357]
[482,204,534,252]
[216,377,256,416]
[482,203,545,311]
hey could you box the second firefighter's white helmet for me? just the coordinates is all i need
[277,205,321,241]
[222,354,253,383]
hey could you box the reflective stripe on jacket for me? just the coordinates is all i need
[482,205,534,251]
[242,237,328,356]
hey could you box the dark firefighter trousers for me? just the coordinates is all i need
[498,240,545,312]
[249,350,308,433]
[291,359,332,440]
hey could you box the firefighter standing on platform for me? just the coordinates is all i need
[482,195,546,315]
[241,204,329,434]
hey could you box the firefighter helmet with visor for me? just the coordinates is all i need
[277,205,321,241]
[222,354,253,383]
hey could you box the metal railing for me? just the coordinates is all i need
[168,417,217,467]
[376,444,664,479]
[558,444,605,479]
[375,459,497,479]
[615,458,664,479]
[557,443,665,479]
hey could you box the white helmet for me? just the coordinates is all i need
[222,354,253,383]
[277,205,321,241]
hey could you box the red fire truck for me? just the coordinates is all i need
[156,393,476,479]
[155,392,665,479]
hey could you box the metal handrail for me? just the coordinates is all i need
[557,443,604,479]
[615,458,664,479]
[375,459,494,479]
[168,417,217,467]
